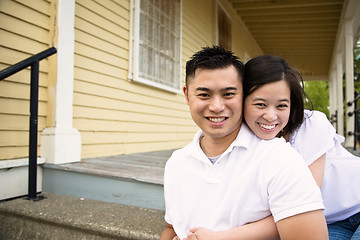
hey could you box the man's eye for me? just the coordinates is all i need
[198,93,209,98]
[224,92,235,97]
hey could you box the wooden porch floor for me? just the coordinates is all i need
[46,147,360,186]
[45,149,176,185]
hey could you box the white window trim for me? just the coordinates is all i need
[216,1,232,50]
[129,0,182,93]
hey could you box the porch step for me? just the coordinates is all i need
[0,193,166,240]
[42,149,175,210]
[346,147,360,157]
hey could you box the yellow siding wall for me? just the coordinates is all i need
[218,0,263,62]
[0,0,52,160]
[0,0,262,161]
[73,0,197,158]
[182,0,215,64]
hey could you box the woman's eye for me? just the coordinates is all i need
[278,104,289,109]
[255,103,266,107]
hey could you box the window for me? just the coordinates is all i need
[130,0,182,92]
[217,4,232,51]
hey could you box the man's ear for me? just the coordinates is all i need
[183,85,189,105]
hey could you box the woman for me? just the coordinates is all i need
[182,55,360,240]
[242,55,360,240]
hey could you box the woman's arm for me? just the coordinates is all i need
[276,209,328,240]
[308,153,326,188]
[185,209,328,240]
[184,215,279,240]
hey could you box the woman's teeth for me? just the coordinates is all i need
[259,123,276,130]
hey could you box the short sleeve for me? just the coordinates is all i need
[291,110,342,165]
[265,142,324,222]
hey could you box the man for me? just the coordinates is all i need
[160,46,328,240]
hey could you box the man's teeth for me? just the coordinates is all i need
[209,117,225,123]
[259,123,275,130]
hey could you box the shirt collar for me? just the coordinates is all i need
[231,123,253,150]
[187,124,254,161]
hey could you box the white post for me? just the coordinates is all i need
[345,19,355,147]
[329,70,337,128]
[336,52,344,136]
[40,0,81,164]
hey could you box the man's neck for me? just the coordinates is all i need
[200,128,241,158]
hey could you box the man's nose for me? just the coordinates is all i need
[209,96,225,113]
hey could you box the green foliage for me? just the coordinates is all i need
[302,40,360,119]
[354,41,360,90]
[304,81,329,117]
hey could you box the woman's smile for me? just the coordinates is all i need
[244,80,291,140]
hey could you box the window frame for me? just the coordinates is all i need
[216,2,232,51]
[129,0,182,93]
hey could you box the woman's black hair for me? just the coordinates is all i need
[244,55,311,136]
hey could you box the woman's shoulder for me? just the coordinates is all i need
[290,110,337,164]
[301,109,334,132]
[304,109,329,122]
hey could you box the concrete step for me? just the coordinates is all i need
[41,150,173,210]
[0,193,166,240]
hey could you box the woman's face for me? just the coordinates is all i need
[244,79,291,140]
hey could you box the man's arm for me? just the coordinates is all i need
[276,210,328,240]
[160,224,177,240]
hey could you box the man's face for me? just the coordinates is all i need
[183,65,243,142]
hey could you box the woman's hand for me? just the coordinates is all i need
[183,227,218,240]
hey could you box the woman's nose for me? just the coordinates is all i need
[263,109,277,121]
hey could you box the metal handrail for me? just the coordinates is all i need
[347,91,360,150]
[330,110,338,131]
[0,47,57,200]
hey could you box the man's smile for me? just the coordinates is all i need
[207,117,228,123]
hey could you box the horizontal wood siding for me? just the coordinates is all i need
[0,0,262,161]
[218,0,263,61]
[0,0,52,160]
[74,0,196,158]
[182,0,215,72]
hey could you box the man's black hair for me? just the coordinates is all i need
[185,46,244,88]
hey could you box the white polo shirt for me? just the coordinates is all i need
[290,110,360,224]
[164,124,324,239]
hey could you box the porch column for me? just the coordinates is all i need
[40,0,81,164]
[345,19,355,147]
[329,70,337,129]
[336,52,344,136]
